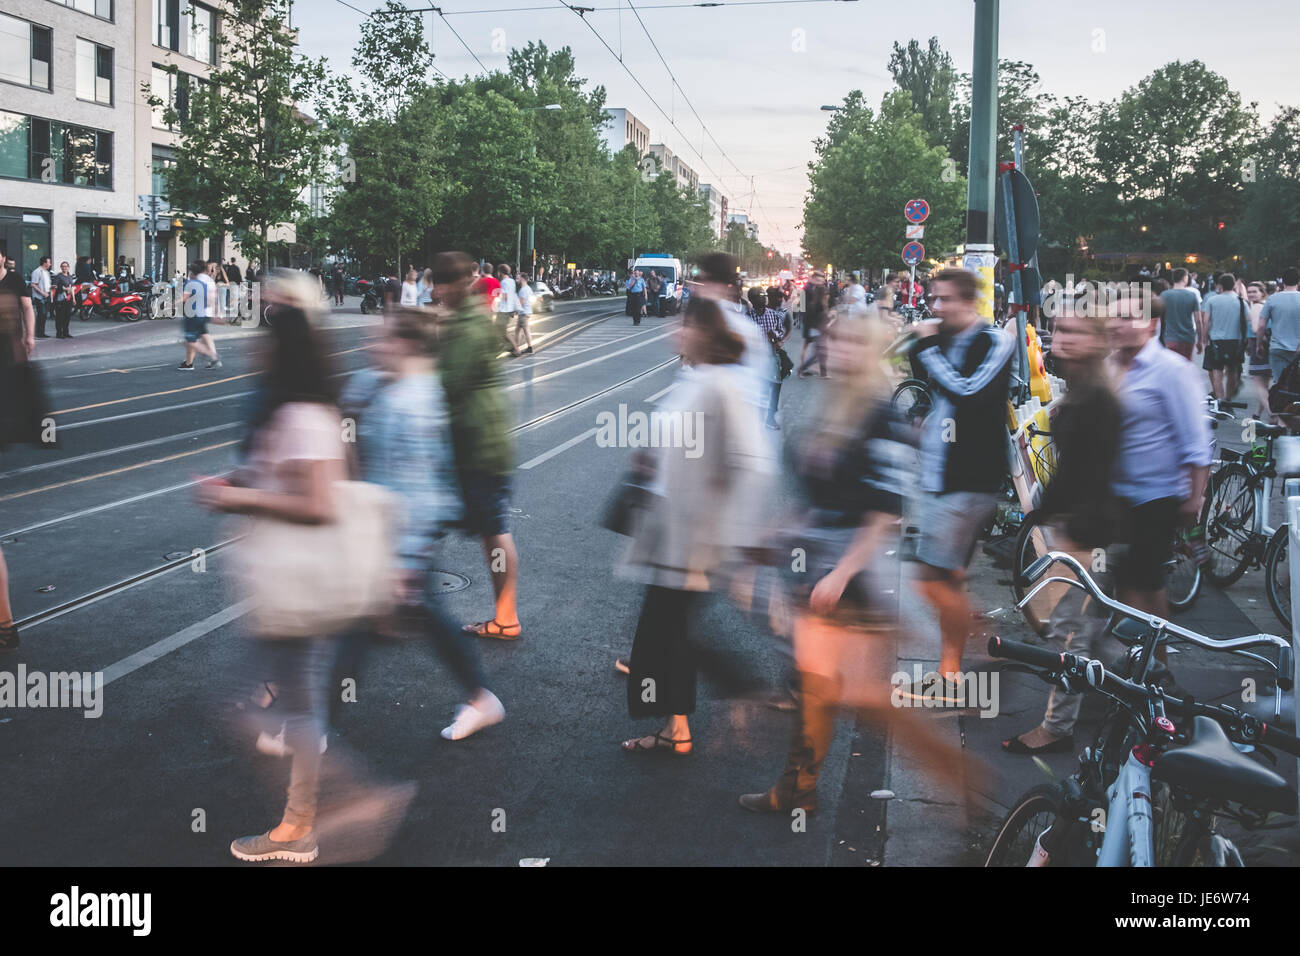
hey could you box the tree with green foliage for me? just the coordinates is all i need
[888,37,958,152]
[326,1,442,273]
[146,0,344,266]
[1236,106,1300,276]
[803,90,966,276]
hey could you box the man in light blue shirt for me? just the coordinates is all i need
[1198,272,1247,401]
[1108,294,1211,626]
[1263,267,1300,381]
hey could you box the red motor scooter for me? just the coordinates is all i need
[75,276,145,322]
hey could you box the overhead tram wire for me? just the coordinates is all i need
[440,0,858,13]
[622,0,786,244]
[335,2,486,75]
[555,0,784,240]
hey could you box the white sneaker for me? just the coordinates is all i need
[256,724,329,757]
[440,691,505,741]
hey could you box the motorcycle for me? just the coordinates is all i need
[75,276,145,322]
[356,276,388,315]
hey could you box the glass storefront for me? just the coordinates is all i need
[76,218,116,273]
[0,207,51,278]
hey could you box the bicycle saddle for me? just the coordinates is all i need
[1249,420,1288,438]
[1153,715,1296,814]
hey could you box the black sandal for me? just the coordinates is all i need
[622,732,692,756]
[462,619,523,641]
[1002,733,1073,755]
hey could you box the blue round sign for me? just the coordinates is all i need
[904,199,930,224]
[901,241,925,266]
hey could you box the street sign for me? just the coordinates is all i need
[901,241,925,266]
[139,217,170,232]
[994,168,1040,261]
[137,194,169,215]
[905,224,925,240]
[904,198,930,224]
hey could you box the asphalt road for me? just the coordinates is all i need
[0,296,889,866]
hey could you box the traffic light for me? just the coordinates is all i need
[1217,221,1226,231]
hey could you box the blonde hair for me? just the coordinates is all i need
[811,311,895,450]
[266,268,326,324]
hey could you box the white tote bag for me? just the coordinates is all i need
[236,479,398,638]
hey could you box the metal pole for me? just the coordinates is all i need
[1289,493,1300,785]
[963,0,999,322]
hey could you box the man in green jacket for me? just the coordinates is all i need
[431,252,522,641]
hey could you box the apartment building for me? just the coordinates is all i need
[0,0,299,281]
[0,0,135,277]
[697,182,728,240]
[647,143,697,192]
[599,107,649,158]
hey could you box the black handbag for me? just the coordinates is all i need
[0,358,55,450]
[601,476,654,536]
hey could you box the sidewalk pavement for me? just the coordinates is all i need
[880,367,1300,867]
[29,296,380,363]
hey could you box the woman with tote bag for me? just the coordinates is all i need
[198,270,394,863]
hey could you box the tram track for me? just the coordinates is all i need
[12,347,680,631]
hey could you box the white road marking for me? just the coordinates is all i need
[1,472,231,539]
[99,600,254,688]
[518,428,599,470]
[0,422,239,479]
[506,330,675,392]
[645,382,677,403]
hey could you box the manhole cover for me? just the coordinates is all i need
[430,570,470,592]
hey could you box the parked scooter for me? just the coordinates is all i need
[75,275,145,322]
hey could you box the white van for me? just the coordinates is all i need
[633,254,683,314]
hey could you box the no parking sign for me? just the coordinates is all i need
[901,241,925,266]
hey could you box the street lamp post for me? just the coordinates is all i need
[519,104,561,275]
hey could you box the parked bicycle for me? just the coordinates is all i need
[1200,413,1288,588]
[986,551,1296,867]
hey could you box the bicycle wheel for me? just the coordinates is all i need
[1200,464,1256,587]
[985,785,1064,866]
[891,379,932,427]
[1265,526,1290,633]
[1165,531,1202,612]
[1010,510,1081,636]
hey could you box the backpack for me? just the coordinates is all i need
[1269,350,1300,413]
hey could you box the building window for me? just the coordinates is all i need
[76,39,113,105]
[0,110,112,190]
[151,147,175,196]
[150,65,196,130]
[50,0,114,21]
[0,14,52,92]
[155,0,217,65]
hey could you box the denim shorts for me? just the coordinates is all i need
[914,491,999,572]
[183,314,209,342]
[458,470,512,537]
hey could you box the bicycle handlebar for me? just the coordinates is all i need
[1019,551,1294,688]
[987,636,1300,758]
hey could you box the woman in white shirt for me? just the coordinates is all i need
[512,273,534,355]
[400,267,420,307]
